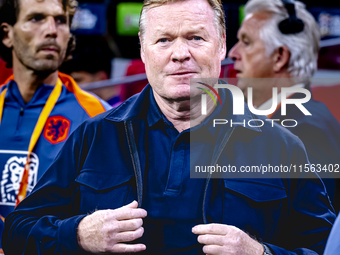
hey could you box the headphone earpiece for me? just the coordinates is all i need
[279,0,304,34]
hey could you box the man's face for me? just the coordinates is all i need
[228,12,276,92]
[140,0,226,101]
[6,0,70,72]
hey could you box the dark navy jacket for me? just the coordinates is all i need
[324,213,340,255]
[271,86,340,213]
[3,85,335,254]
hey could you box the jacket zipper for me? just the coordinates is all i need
[15,107,24,132]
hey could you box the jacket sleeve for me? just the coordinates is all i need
[263,177,335,255]
[324,214,340,255]
[264,142,336,255]
[291,123,340,204]
[2,123,89,255]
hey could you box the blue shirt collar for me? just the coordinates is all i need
[147,89,163,127]
[105,83,262,134]
[3,80,58,107]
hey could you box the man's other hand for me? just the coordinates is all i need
[77,201,147,253]
[192,223,264,255]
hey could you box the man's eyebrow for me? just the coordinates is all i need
[187,26,207,33]
[153,26,171,33]
[152,26,207,36]
[25,11,66,18]
[25,11,43,18]
[152,30,172,37]
[237,31,248,40]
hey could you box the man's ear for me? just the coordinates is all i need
[219,33,227,61]
[94,70,109,81]
[1,23,13,49]
[273,46,290,73]
[138,32,145,64]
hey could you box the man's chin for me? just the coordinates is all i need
[32,60,60,73]
[158,89,190,102]
[170,93,191,101]
[236,78,249,92]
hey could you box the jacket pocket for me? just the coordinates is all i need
[223,179,287,202]
[75,169,134,213]
[221,179,287,240]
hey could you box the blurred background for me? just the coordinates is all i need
[1,0,340,119]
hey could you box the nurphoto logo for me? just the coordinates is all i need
[197,81,312,128]
[199,83,311,116]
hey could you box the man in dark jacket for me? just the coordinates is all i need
[3,0,335,254]
[228,0,340,212]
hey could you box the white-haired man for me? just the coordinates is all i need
[3,0,335,254]
[228,0,340,212]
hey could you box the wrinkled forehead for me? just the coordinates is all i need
[239,11,272,35]
[147,1,213,20]
[18,0,66,13]
[150,1,211,13]
[144,0,215,33]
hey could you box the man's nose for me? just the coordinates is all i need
[171,39,190,63]
[228,42,240,61]
[44,16,57,38]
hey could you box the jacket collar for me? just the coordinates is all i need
[104,83,262,134]
[104,85,152,122]
[3,79,57,107]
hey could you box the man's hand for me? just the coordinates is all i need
[192,223,264,255]
[77,201,147,253]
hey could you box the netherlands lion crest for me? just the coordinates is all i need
[43,115,71,144]
[0,152,39,206]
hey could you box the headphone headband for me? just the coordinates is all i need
[279,0,304,34]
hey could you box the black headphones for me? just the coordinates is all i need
[279,0,304,34]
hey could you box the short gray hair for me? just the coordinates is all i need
[139,0,226,44]
[245,0,320,78]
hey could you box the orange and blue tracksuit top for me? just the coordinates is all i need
[0,73,111,247]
